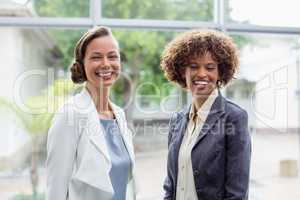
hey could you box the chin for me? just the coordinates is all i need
[192,89,213,98]
[192,93,210,99]
[96,83,112,89]
[103,80,117,87]
[94,78,117,87]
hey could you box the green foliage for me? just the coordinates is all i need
[0,80,79,197]
[12,193,44,200]
[34,0,88,17]
[46,29,85,70]
[232,35,254,49]
[33,0,251,105]
[102,0,213,20]
[0,79,79,136]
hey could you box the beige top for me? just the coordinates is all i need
[176,89,218,200]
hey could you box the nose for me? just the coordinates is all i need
[102,56,110,67]
[195,66,207,78]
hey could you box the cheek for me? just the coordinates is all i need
[84,60,96,70]
[114,63,121,73]
[215,68,220,80]
[116,62,121,69]
[83,63,89,74]
[184,69,194,82]
[111,59,121,67]
[83,65,92,77]
[214,72,220,82]
[184,70,193,89]
[85,59,120,70]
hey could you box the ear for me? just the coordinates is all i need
[216,80,223,88]
[120,51,127,62]
[178,68,187,87]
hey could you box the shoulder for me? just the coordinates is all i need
[168,105,189,128]
[54,89,97,117]
[55,94,80,115]
[172,106,188,121]
[51,101,77,128]
[223,97,248,121]
[51,92,86,125]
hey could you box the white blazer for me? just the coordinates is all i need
[46,88,137,200]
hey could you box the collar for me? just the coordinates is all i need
[188,89,218,120]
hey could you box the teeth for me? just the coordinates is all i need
[95,71,112,77]
[194,81,208,85]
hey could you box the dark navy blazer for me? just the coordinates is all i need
[164,92,251,200]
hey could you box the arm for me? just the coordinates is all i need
[46,106,78,200]
[163,114,176,200]
[224,110,251,200]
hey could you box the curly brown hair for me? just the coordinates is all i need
[70,26,115,84]
[160,29,239,88]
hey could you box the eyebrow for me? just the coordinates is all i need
[90,51,119,55]
[187,61,217,65]
[205,62,217,65]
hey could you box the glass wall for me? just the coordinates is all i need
[0,27,183,200]
[228,33,300,200]
[102,0,214,21]
[227,0,300,27]
[0,1,300,200]
[0,0,89,18]
[0,27,86,200]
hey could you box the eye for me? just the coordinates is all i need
[187,63,198,69]
[91,56,101,60]
[108,55,119,60]
[206,63,217,70]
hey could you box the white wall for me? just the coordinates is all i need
[0,27,53,157]
[239,37,299,130]
[0,28,22,100]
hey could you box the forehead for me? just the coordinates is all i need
[86,36,119,53]
[188,52,217,63]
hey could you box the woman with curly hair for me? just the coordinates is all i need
[161,29,251,200]
[46,26,136,200]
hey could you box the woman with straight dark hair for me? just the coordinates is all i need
[46,26,136,200]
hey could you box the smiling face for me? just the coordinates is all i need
[83,35,121,89]
[184,52,219,99]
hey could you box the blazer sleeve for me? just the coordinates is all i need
[163,113,176,200]
[224,110,251,200]
[46,105,79,200]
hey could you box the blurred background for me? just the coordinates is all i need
[0,0,300,199]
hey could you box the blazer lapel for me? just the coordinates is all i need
[193,93,225,147]
[178,107,190,141]
[88,110,111,163]
[71,89,114,194]
[76,88,111,163]
[173,107,189,175]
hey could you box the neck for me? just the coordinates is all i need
[193,95,208,110]
[192,89,217,110]
[86,82,110,113]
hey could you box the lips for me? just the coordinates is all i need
[191,80,211,91]
[193,80,209,85]
[95,70,114,78]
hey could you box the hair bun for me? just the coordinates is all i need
[70,61,87,84]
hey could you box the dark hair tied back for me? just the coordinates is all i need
[70,61,87,84]
[70,26,112,84]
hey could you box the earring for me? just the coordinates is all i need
[216,80,222,87]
